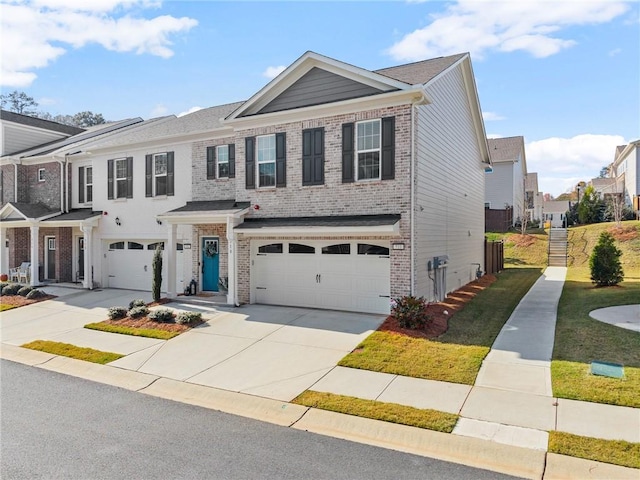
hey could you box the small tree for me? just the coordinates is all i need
[589,232,624,287]
[152,246,163,301]
[578,185,604,224]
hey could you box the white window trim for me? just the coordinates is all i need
[217,145,229,178]
[257,134,276,188]
[38,168,46,182]
[85,166,93,203]
[115,158,127,199]
[355,119,381,182]
[154,153,168,197]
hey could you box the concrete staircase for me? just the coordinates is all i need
[548,228,568,267]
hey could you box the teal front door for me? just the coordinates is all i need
[202,237,219,291]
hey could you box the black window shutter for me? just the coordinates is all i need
[126,156,133,198]
[276,132,286,188]
[107,159,114,200]
[78,166,85,203]
[206,146,215,179]
[145,154,153,197]
[303,128,324,186]
[342,123,354,183]
[245,137,255,189]
[228,144,235,178]
[167,151,175,196]
[381,116,395,180]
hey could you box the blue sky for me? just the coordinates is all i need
[2,0,639,196]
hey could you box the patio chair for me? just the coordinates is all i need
[12,262,30,284]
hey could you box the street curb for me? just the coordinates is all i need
[0,343,56,365]
[544,452,639,479]
[292,408,545,480]
[140,377,309,427]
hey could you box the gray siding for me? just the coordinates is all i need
[257,68,387,115]
[414,64,486,301]
[485,162,514,209]
[1,123,69,156]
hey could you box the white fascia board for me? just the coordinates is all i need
[226,89,428,130]
[236,223,400,238]
[0,203,26,219]
[229,52,411,119]
[85,126,235,156]
[157,209,250,225]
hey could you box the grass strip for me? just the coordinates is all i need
[293,390,458,433]
[548,431,640,469]
[0,304,16,311]
[339,268,542,385]
[551,360,640,408]
[85,322,180,340]
[21,340,123,364]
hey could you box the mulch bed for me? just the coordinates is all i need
[0,294,55,308]
[379,274,497,339]
[97,298,203,333]
[506,233,537,247]
[607,225,638,242]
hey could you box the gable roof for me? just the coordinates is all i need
[0,202,59,221]
[1,109,84,136]
[374,54,466,85]
[487,136,525,163]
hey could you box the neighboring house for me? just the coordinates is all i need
[542,200,570,228]
[588,176,623,201]
[0,118,148,284]
[0,109,84,157]
[0,51,491,315]
[610,141,640,214]
[524,172,543,223]
[485,136,531,225]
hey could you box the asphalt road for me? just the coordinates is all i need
[1,359,523,480]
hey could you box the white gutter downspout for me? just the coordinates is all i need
[13,160,19,201]
[410,103,415,295]
[55,157,65,213]
[64,155,69,212]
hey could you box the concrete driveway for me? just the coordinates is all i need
[1,289,384,401]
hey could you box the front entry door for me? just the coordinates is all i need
[45,236,56,280]
[77,237,85,281]
[202,237,219,291]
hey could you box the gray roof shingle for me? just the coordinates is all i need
[1,109,84,136]
[487,136,525,163]
[165,200,251,213]
[4,202,58,219]
[235,214,401,229]
[41,209,102,222]
[374,53,466,85]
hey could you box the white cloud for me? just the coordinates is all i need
[388,1,629,61]
[487,133,503,139]
[177,106,203,117]
[609,47,622,56]
[150,104,168,117]
[483,111,505,121]
[37,96,59,106]
[526,134,626,196]
[263,65,286,79]
[0,1,197,87]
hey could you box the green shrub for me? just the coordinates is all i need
[391,296,431,329]
[128,305,149,318]
[128,299,146,309]
[0,282,9,294]
[26,289,46,300]
[149,308,174,323]
[589,231,624,286]
[2,284,21,296]
[107,306,128,320]
[176,311,202,325]
[18,286,33,297]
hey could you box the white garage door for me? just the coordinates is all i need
[252,240,390,314]
[106,241,184,292]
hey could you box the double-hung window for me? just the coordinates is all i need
[145,152,174,197]
[154,153,167,196]
[257,134,276,187]
[217,145,229,178]
[115,159,128,198]
[356,119,381,181]
[78,166,93,204]
[86,167,93,202]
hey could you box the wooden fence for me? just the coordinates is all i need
[485,206,513,233]
[485,239,504,275]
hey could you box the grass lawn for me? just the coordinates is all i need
[84,322,180,340]
[549,431,640,469]
[22,340,124,364]
[292,391,458,433]
[0,304,16,312]
[552,267,640,407]
[339,268,542,385]
[486,230,548,267]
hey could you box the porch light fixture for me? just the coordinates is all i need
[156,219,162,225]
[115,217,121,226]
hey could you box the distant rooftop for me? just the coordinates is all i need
[1,109,84,136]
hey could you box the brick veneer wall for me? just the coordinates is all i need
[0,164,16,205]
[25,162,62,209]
[8,228,29,269]
[192,137,236,201]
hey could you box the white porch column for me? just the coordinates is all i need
[0,227,7,276]
[81,224,93,289]
[29,224,39,287]
[166,223,177,299]
[226,216,239,306]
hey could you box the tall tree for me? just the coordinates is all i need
[0,90,39,115]
[72,111,106,127]
[577,185,604,224]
